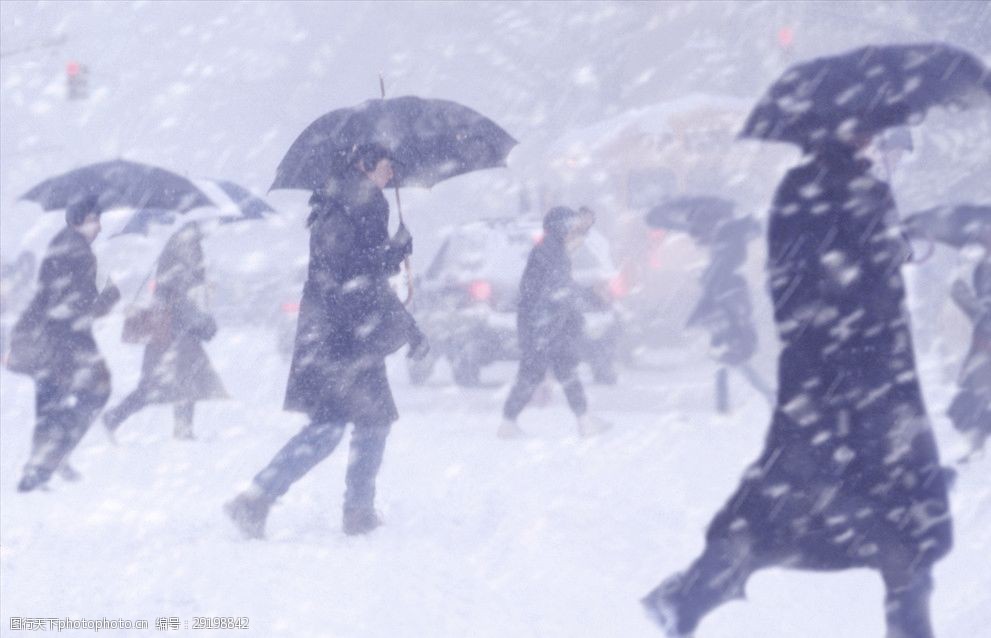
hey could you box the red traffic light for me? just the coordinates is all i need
[777,26,795,49]
[66,61,81,76]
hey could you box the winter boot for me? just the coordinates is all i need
[223,488,272,540]
[577,414,613,438]
[497,418,526,439]
[343,507,382,536]
[17,469,48,493]
[642,575,694,638]
[57,463,82,482]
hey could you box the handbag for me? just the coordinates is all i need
[5,303,50,376]
[122,303,170,345]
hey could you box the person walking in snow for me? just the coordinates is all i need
[642,136,953,638]
[498,206,612,439]
[102,221,227,441]
[7,195,120,491]
[224,143,428,538]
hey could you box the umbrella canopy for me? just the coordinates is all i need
[741,43,991,148]
[271,96,517,191]
[112,208,180,237]
[21,159,214,214]
[212,179,276,221]
[903,204,991,248]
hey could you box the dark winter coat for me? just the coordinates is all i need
[516,232,584,356]
[133,224,226,404]
[283,173,412,423]
[7,227,117,400]
[686,217,760,366]
[707,143,952,572]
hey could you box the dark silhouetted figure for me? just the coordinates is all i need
[225,143,427,538]
[102,222,227,441]
[7,196,120,491]
[643,139,953,638]
[498,206,612,439]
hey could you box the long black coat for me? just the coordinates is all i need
[134,224,226,404]
[706,144,952,571]
[283,174,410,423]
[516,232,584,356]
[9,227,116,403]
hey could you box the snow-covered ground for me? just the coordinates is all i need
[1,317,988,638]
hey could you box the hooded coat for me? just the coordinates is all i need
[283,172,412,423]
[133,223,226,404]
[516,208,585,356]
[705,142,952,571]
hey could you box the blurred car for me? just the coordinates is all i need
[406,217,626,386]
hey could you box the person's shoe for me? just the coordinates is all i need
[497,418,526,439]
[577,414,613,438]
[57,463,82,482]
[17,471,47,493]
[641,582,691,637]
[343,507,383,536]
[223,490,272,540]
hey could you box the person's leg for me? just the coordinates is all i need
[643,538,757,636]
[225,417,347,539]
[881,565,935,638]
[253,419,348,499]
[500,351,550,437]
[551,351,588,417]
[19,378,70,491]
[342,418,392,535]
[173,401,195,440]
[103,387,150,433]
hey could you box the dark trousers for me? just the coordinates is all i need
[645,539,936,638]
[24,371,110,485]
[105,387,195,434]
[503,346,588,420]
[252,416,391,512]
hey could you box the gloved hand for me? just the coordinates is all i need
[391,223,413,260]
[94,279,122,316]
[406,325,430,361]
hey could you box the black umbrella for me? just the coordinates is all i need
[741,43,991,148]
[903,204,991,248]
[21,159,214,214]
[271,96,517,192]
[212,180,276,221]
[646,196,736,241]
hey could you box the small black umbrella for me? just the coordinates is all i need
[21,159,214,214]
[741,43,991,148]
[271,96,518,192]
[903,204,991,248]
[646,196,736,242]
